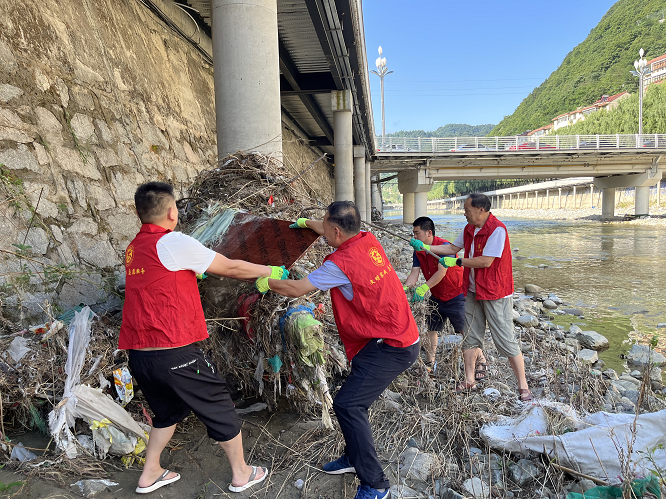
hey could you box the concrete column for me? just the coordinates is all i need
[546,189,549,209]
[365,162,372,222]
[509,194,512,208]
[573,186,577,208]
[212,0,282,157]
[534,191,538,209]
[601,188,616,217]
[371,175,383,212]
[502,195,506,208]
[635,186,650,216]
[403,192,415,223]
[590,184,594,208]
[353,146,366,220]
[332,90,353,201]
[415,192,428,218]
[658,181,662,207]
[558,188,562,209]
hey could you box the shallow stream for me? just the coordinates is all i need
[386,211,666,373]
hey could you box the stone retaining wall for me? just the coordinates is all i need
[0,0,333,324]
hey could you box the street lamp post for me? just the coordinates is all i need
[370,46,393,150]
[629,48,652,136]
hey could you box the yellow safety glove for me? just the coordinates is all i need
[289,218,309,229]
[412,283,429,302]
[403,285,411,299]
[256,266,289,294]
[409,238,430,252]
[439,257,461,268]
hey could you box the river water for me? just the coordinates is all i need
[385,211,666,373]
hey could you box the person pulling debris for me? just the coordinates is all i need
[403,216,465,373]
[262,201,420,499]
[119,182,285,494]
[411,193,532,401]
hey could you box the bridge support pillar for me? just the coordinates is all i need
[212,0,282,157]
[371,175,382,214]
[353,146,366,220]
[415,192,428,218]
[332,90,354,201]
[635,186,649,216]
[365,162,372,222]
[398,170,433,223]
[594,171,662,218]
[601,188,616,218]
[402,192,415,223]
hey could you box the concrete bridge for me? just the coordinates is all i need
[371,134,665,221]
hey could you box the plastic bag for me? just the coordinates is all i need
[566,475,661,498]
[113,367,134,406]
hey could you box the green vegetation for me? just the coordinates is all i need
[386,123,495,138]
[428,179,538,200]
[554,81,666,134]
[491,0,666,136]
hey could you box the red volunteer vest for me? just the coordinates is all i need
[462,213,514,300]
[324,231,419,360]
[414,236,464,302]
[118,224,209,349]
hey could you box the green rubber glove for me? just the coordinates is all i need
[289,218,309,229]
[403,285,411,299]
[256,266,289,294]
[439,257,460,268]
[412,283,429,302]
[409,238,430,252]
[195,273,207,280]
[269,265,290,280]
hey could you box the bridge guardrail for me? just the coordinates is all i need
[374,134,666,153]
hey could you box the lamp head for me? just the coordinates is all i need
[639,48,644,58]
[378,46,383,56]
[634,60,639,70]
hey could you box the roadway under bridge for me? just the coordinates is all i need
[371,134,666,220]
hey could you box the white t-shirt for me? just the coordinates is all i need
[453,226,506,294]
[156,232,216,274]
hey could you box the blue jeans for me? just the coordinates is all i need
[333,338,419,489]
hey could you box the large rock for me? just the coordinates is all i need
[578,349,598,364]
[562,308,583,316]
[462,478,490,499]
[0,83,23,103]
[389,485,423,499]
[543,299,558,310]
[515,314,538,327]
[508,459,541,486]
[575,330,609,351]
[524,284,543,293]
[626,344,666,368]
[0,146,42,173]
[400,447,440,484]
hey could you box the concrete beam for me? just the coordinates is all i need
[593,171,662,189]
[397,169,433,194]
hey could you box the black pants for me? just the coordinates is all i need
[333,339,419,489]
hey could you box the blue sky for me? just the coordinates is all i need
[363,0,619,134]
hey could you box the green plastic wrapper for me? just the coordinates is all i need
[565,475,661,499]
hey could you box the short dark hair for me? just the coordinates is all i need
[413,216,435,236]
[467,192,491,212]
[326,201,361,234]
[134,182,175,223]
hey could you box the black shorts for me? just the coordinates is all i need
[128,345,241,442]
[427,294,465,333]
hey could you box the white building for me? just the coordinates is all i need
[645,52,666,88]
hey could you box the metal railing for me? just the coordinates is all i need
[374,134,666,153]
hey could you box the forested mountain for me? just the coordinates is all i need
[491,1,666,136]
[386,123,495,138]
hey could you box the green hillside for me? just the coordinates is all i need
[554,81,666,134]
[387,123,495,138]
[491,1,666,136]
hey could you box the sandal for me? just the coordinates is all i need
[518,389,534,402]
[229,466,268,493]
[136,469,181,494]
[475,361,489,381]
[454,382,477,393]
[425,361,436,374]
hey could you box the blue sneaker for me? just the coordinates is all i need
[322,455,356,474]
[354,485,389,499]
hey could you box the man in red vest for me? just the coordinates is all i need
[263,201,419,499]
[404,216,465,373]
[120,182,285,494]
[411,193,532,401]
